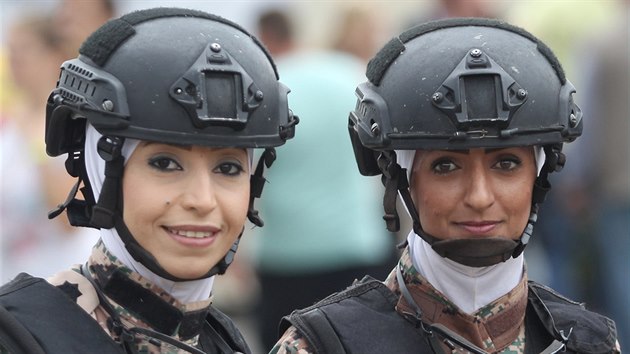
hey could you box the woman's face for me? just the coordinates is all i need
[410,147,536,241]
[123,142,250,279]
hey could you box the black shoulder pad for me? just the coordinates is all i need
[528,281,618,353]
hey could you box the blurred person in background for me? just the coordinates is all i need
[1,0,115,283]
[1,14,96,283]
[566,0,629,345]
[330,7,388,64]
[431,0,502,18]
[53,0,116,59]
[252,7,396,351]
[406,0,507,27]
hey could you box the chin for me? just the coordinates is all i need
[161,260,215,280]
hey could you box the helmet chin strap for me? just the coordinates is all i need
[414,209,537,267]
[378,150,544,268]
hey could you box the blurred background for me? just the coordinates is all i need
[1,0,627,352]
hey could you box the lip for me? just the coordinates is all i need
[163,225,220,247]
[454,221,500,235]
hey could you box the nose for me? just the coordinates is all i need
[463,166,495,211]
[180,170,217,215]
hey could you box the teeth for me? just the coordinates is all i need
[172,229,211,238]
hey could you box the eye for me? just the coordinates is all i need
[431,158,458,174]
[493,156,521,171]
[148,156,182,171]
[214,162,244,176]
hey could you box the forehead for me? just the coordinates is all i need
[419,146,534,155]
[138,141,246,153]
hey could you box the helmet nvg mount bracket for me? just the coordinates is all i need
[348,18,582,267]
[44,7,298,280]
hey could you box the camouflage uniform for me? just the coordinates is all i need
[47,240,211,353]
[272,247,621,354]
[0,239,241,354]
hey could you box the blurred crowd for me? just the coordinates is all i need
[1,0,627,352]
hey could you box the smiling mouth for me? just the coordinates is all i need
[164,227,215,238]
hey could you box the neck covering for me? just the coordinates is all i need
[86,124,252,303]
[407,230,523,313]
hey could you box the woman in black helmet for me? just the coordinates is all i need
[273,18,619,354]
[0,7,297,354]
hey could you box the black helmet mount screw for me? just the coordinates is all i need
[432,92,444,103]
[569,113,578,127]
[254,90,264,101]
[102,99,114,112]
[210,43,221,52]
[517,89,528,99]
[469,48,482,58]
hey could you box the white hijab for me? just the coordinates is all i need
[395,147,544,313]
[85,124,217,303]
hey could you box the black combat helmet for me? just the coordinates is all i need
[45,8,298,280]
[348,18,581,267]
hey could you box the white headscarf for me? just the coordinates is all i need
[85,124,255,303]
[395,147,544,313]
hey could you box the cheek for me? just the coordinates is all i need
[121,172,163,235]
[218,183,250,225]
[411,180,452,222]
[503,179,534,225]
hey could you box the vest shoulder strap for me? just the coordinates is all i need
[527,281,618,353]
[0,273,123,354]
[279,276,418,354]
[202,306,251,354]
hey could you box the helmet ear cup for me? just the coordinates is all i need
[348,114,380,176]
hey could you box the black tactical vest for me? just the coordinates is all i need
[0,273,250,354]
[279,277,618,354]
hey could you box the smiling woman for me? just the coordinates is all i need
[122,143,250,280]
[0,7,296,354]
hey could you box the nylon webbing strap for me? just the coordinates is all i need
[91,136,125,229]
[379,152,402,232]
[248,147,276,227]
[379,151,423,236]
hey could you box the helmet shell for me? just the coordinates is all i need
[349,18,581,162]
[46,8,295,157]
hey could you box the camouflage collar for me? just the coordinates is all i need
[385,247,527,352]
[87,240,212,340]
